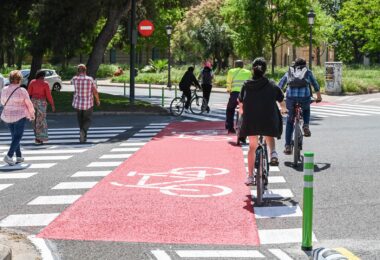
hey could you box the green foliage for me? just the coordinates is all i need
[149,59,168,73]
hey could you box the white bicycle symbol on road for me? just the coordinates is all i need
[173,129,233,142]
[110,167,232,198]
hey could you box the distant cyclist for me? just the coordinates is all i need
[238,58,286,185]
[179,67,201,113]
[278,58,322,155]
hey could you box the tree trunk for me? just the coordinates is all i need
[28,51,44,86]
[0,49,4,69]
[86,1,132,78]
[271,44,276,75]
[292,45,297,62]
[316,47,321,66]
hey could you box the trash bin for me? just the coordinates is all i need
[325,62,343,95]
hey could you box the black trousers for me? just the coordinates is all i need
[225,91,240,130]
[76,108,93,137]
[182,88,191,109]
[201,84,212,106]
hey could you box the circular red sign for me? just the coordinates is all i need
[138,20,154,37]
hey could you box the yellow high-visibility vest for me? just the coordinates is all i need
[226,68,251,92]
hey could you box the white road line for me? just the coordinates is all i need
[28,235,54,260]
[0,184,13,191]
[87,161,122,167]
[100,154,132,159]
[1,149,86,155]
[0,138,108,145]
[175,250,265,258]
[0,213,59,227]
[111,147,139,152]
[131,133,157,137]
[339,103,380,110]
[151,249,172,260]
[268,176,286,183]
[316,105,380,114]
[311,107,370,116]
[245,166,280,173]
[52,182,98,189]
[311,111,347,117]
[120,142,146,146]
[0,163,56,170]
[28,195,81,205]
[144,126,166,129]
[251,189,294,199]
[181,113,222,121]
[254,205,302,218]
[0,172,38,179]
[71,171,111,177]
[259,228,317,244]
[0,130,126,136]
[139,129,162,133]
[21,155,73,161]
[149,123,169,126]
[268,249,294,260]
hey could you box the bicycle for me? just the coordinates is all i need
[254,135,269,206]
[169,86,207,116]
[291,99,319,167]
[234,107,246,145]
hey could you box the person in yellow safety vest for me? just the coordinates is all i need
[225,60,251,134]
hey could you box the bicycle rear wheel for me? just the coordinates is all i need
[235,111,242,145]
[256,149,264,206]
[170,97,184,116]
[190,96,207,115]
[293,122,302,167]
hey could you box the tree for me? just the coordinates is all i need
[336,0,380,63]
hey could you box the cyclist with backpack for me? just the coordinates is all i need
[278,58,322,155]
[199,61,214,113]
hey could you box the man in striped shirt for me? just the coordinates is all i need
[278,58,322,155]
[71,64,100,143]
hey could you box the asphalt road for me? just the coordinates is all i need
[0,84,379,259]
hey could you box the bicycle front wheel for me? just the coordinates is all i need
[170,97,184,116]
[256,149,264,206]
[293,122,302,167]
[190,96,207,115]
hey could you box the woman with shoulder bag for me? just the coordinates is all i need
[1,70,35,166]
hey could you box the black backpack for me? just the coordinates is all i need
[287,66,308,88]
[201,68,213,85]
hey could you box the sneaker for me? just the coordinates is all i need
[3,155,15,166]
[16,157,24,164]
[284,145,292,155]
[270,151,279,166]
[303,124,311,137]
[245,175,255,186]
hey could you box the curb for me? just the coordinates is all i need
[0,244,11,260]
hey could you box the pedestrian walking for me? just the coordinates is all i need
[71,64,100,143]
[1,70,35,166]
[28,70,56,144]
[199,61,214,113]
[179,67,201,113]
[225,60,251,134]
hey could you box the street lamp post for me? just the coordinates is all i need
[308,9,316,70]
[166,25,173,89]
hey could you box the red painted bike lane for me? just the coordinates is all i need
[38,122,259,245]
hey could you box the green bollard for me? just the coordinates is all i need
[149,83,151,98]
[161,87,164,107]
[302,152,314,251]
[175,84,177,98]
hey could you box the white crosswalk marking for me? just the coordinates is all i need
[87,161,122,167]
[259,228,317,244]
[0,172,38,179]
[52,182,98,189]
[100,154,132,159]
[175,250,265,258]
[0,163,56,169]
[111,147,139,152]
[251,189,294,199]
[120,142,146,146]
[0,213,59,227]
[268,249,294,260]
[71,171,111,177]
[28,195,81,205]
[0,184,13,191]
[20,155,73,161]
[254,205,303,218]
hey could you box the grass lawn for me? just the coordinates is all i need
[50,91,167,114]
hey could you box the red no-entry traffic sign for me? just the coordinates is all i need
[138,20,154,37]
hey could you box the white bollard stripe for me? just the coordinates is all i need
[304,182,313,188]
[303,169,314,176]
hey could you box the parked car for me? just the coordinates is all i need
[3,69,62,91]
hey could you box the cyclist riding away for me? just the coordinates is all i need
[179,67,201,113]
[225,60,251,134]
[238,58,286,185]
[278,58,322,155]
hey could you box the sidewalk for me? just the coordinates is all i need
[0,229,41,260]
